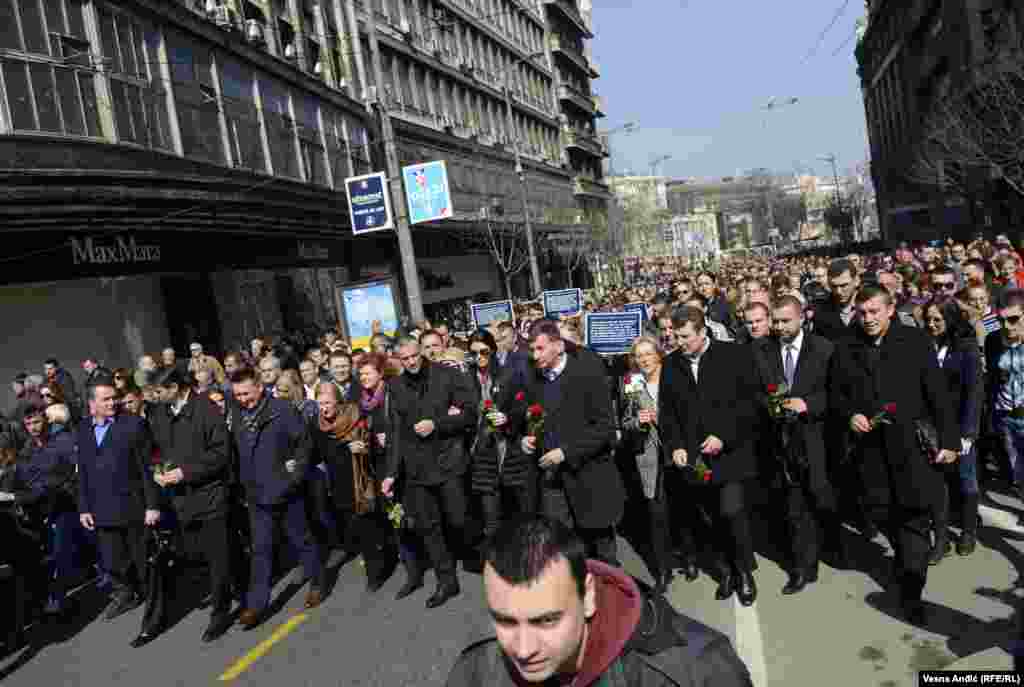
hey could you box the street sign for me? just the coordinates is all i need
[585,311,643,356]
[345,172,394,234]
[542,288,583,318]
[624,302,648,325]
[402,160,453,224]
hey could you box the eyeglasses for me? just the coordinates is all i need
[999,314,1023,326]
[934,282,957,291]
[470,349,491,357]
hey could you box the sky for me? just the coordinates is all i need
[590,0,870,181]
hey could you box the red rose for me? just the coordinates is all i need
[767,384,778,394]
[483,399,494,410]
[527,403,544,417]
[703,472,712,483]
[515,391,526,402]
[883,403,896,415]
[355,419,368,430]
[151,447,162,465]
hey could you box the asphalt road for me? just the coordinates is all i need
[2,493,1022,687]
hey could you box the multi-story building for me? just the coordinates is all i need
[856,0,1024,242]
[0,0,608,390]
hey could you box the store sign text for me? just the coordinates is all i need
[71,236,162,265]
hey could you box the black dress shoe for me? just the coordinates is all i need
[715,572,735,601]
[736,571,757,606]
[425,581,460,609]
[202,613,233,643]
[957,531,977,556]
[394,576,424,600]
[781,571,807,595]
[130,631,158,648]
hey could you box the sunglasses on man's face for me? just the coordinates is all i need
[999,314,1024,326]
[934,282,957,291]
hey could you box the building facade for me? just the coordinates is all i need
[856,0,1024,242]
[0,0,608,390]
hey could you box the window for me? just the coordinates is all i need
[297,95,327,186]
[167,31,225,162]
[220,57,265,172]
[259,76,299,179]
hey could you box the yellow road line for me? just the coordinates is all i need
[218,612,308,682]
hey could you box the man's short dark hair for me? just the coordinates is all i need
[743,302,770,318]
[1000,288,1024,311]
[773,295,804,315]
[528,319,561,343]
[228,365,259,385]
[483,515,587,599]
[13,372,27,384]
[964,258,988,273]
[652,292,673,306]
[930,265,956,280]
[670,305,706,332]
[855,284,893,306]
[44,358,59,368]
[828,258,854,280]
[87,379,116,401]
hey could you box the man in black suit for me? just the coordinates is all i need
[381,336,479,609]
[830,285,959,624]
[147,368,233,645]
[811,259,861,343]
[516,320,625,565]
[662,306,761,606]
[78,381,160,624]
[750,296,843,595]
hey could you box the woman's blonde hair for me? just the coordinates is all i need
[629,335,664,368]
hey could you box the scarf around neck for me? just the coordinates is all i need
[319,400,362,441]
[360,384,386,414]
[241,392,270,434]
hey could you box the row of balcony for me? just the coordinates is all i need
[572,173,612,198]
[557,84,604,116]
[548,34,599,77]
[542,0,593,39]
[562,126,607,158]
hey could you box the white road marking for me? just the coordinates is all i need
[979,503,1024,533]
[733,596,768,687]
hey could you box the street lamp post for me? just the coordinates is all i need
[649,153,672,178]
[503,51,546,296]
[601,121,636,177]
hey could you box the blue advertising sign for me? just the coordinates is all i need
[624,302,649,325]
[402,160,453,224]
[542,288,583,318]
[339,280,401,349]
[585,311,643,356]
[471,300,514,328]
[345,172,393,234]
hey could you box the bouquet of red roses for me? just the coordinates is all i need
[870,403,896,429]
[526,403,545,440]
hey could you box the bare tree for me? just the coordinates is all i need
[470,215,532,300]
[909,63,1024,200]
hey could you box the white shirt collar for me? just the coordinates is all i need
[781,329,804,356]
[545,353,568,380]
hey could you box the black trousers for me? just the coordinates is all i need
[181,517,233,614]
[783,481,840,573]
[864,501,932,603]
[98,524,147,597]
[690,480,755,574]
[541,487,618,565]
[405,479,467,585]
[480,481,537,539]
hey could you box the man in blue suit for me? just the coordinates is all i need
[227,366,324,630]
[78,381,160,623]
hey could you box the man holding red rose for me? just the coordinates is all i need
[830,285,959,625]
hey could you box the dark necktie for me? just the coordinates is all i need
[784,345,796,388]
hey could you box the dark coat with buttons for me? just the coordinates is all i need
[148,393,230,523]
[77,415,160,527]
[228,395,313,506]
[12,429,78,518]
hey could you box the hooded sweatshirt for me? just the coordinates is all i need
[569,560,643,687]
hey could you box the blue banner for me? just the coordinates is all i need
[585,311,643,356]
[542,288,583,318]
[345,172,393,234]
[402,160,453,224]
[471,300,514,328]
[624,302,648,325]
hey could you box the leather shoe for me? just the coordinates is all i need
[781,571,808,595]
[366,575,385,593]
[715,572,735,601]
[129,631,158,648]
[237,608,263,630]
[304,588,324,609]
[736,571,757,606]
[426,581,460,609]
[202,613,233,643]
[957,531,977,556]
[394,576,424,600]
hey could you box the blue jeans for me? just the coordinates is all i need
[995,412,1024,487]
[247,497,322,611]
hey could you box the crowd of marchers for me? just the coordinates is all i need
[3,232,1024,686]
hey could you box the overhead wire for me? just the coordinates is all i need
[800,0,852,64]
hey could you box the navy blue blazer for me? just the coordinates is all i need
[77,415,159,527]
[229,397,313,506]
[938,337,983,440]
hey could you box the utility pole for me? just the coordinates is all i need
[502,65,543,296]
[365,10,425,322]
[820,153,842,205]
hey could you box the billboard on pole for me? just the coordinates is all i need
[402,160,452,224]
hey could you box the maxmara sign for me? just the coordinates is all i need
[71,235,161,265]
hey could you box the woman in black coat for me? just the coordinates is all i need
[467,331,535,545]
[923,298,983,560]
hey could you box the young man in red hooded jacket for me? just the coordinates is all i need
[446,515,752,687]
